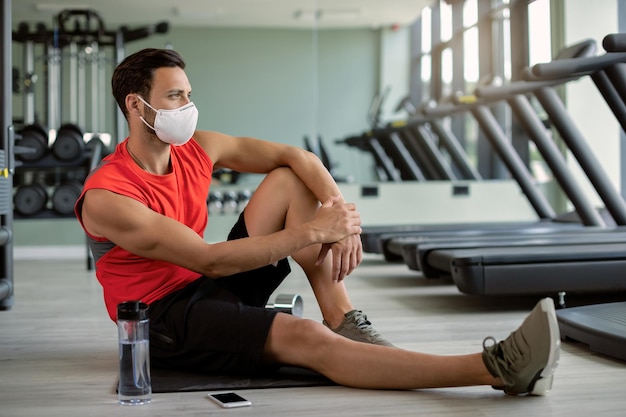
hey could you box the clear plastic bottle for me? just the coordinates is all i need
[117,301,151,405]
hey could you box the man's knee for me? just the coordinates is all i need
[264,314,336,364]
[266,167,308,193]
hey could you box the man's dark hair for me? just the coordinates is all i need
[112,48,186,120]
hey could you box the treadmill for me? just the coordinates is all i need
[553,33,626,363]
[340,132,405,183]
[392,96,485,181]
[340,104,465,183]
[371,40,613,260]
[391,46,626,267]
[413,42,626,290]
[393,116,460,181]
[390,34,626,360]
[410,34,626,362]
[339,87,410,183]
[359,39,602,257]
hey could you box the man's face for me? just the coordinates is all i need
[142,66,193,120]
[136,67,193,137]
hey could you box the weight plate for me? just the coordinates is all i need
[51,182,82,215]
[17,124,48,161]
[53,124,85,161]
[14,183,48,216]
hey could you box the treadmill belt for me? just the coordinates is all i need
[428,243,626,295]
[556,301,626,361]
[382,222,589,260]
[412,228,626,276]
[361,220,564,253]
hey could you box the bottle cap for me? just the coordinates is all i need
[117,300,149,321]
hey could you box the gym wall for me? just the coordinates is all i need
[12,2,623,256]
[12,24,387,251]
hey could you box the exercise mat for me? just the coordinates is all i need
[150,366,336,393]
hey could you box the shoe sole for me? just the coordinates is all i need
[529,298,561,396]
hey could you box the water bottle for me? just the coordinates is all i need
[117,301,151,405]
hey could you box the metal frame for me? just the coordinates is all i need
[1,0,14,310]
[412,1,539,179]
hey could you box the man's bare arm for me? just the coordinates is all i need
[196,131,342,204]
[195,131,364,281]
[81,189,361,277]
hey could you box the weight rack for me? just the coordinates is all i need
[11,9,169,220]
[1,0,14,310]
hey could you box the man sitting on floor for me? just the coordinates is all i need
[75,48,560,396]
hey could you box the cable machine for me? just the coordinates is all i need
[0,0,14,310]
[10,10,169,221]
[3,8,169,304]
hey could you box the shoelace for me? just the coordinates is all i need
[498,333,525,372]
[347,311,395,347]
[352,311,388,341]
[483,334,524,386]
[352,311,373,329]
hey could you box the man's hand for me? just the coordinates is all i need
[316,234,363,282]
[311,196,363,282]
[308,196,362,243]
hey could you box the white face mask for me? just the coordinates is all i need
[137,96,198,146]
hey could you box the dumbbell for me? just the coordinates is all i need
[265,293,303,317]
[237,189,252,212]
[52,123,85,162]
[85,135,109,157]
[208,191,223,214]
[222,190,239,215]
[16,124,49,162]
[14,182,48,216]
[51,181,83,215]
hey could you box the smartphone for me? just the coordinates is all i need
[207,392,252,408]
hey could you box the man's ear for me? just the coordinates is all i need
[126,94,142,117]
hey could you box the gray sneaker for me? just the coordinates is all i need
[324,310,395,347]
[482,297,560,396]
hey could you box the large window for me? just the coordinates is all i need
[411,0,549,179]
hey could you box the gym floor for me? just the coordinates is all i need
[1,255,625,417]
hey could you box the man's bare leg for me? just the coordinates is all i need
[263,313,499,390]
[244,167,357,327]
[264,298,561,395]
[245,169,561,394]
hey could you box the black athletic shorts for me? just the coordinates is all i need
[148,211,292,375]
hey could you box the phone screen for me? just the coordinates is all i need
[208,392,252,408]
